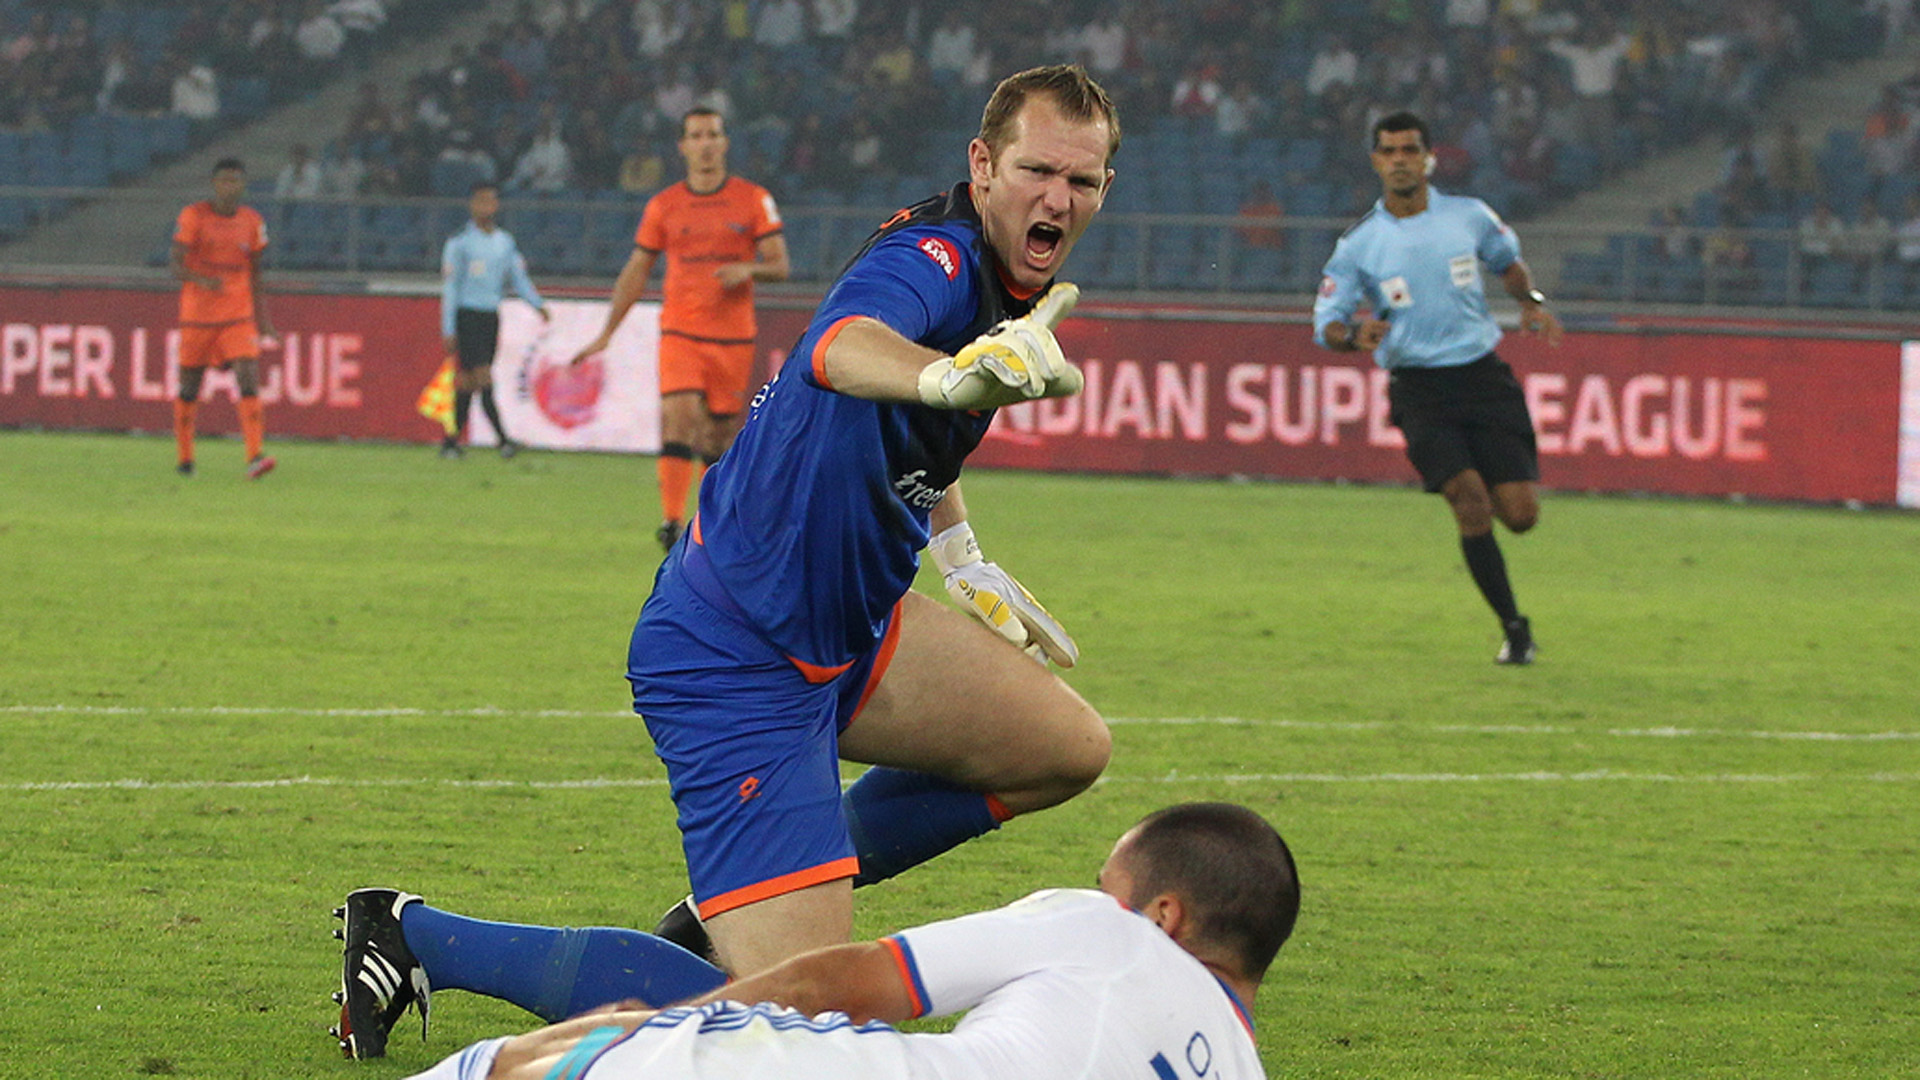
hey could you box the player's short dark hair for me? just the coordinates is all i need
[212,157,246,175]
[979,63,1121,167]
[681,107,725,138]
[470,181,499,196]
[1118,802,1301,979]
[1372,111,1430,152]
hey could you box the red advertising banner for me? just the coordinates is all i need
[6,285,1904,505]
[0,284,446,442]
[759,309,1901,505]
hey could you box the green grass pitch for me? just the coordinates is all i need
[2,429,1917,1079]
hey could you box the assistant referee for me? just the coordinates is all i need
[1312,111,1564,664]
[440,182,549,459]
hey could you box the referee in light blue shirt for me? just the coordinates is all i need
[440,182,549,459]
[1312,111,1564,665]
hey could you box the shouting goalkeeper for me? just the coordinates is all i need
[332,64,1118,1059]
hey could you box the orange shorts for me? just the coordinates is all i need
[178,321,260,369]
[659,333,754,416]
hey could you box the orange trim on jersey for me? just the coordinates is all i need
[789,653,856,685]
[850,597,905,721]
[994,260,1043,301]
[696,857,861,920]
[810,314,864,390]
[881,937,929,1018]
[661,328,756,346]
[690,513,704,546]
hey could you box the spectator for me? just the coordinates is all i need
[1896,192,1920,266]
[1078,10,1126,75]
[170,54,221,121]
[1844,204,1893,269]
[780,110,825,187]
[813,0,856,67]
[866,28,915,89]
[330,0,388,36]
[1762,120,1817,207]
[1170,57,1223,120]
[1236,179,1286,251]
[653,62,697,123]
[1305,32,1358,97]
[438,130,498,189]
[1703,221,1754,286]
[1655,204,1696,263]
[570,110,620,190]
[925,10,977,79]
[1545,18,1630,168]
[618,144,666,193]
[3,11,52,64]
[344,80,394,141]
[1798,199,1846,268]
[276,143,326,198]
[1446,0,1493,30]
[501,19,548,85]
[631,0,688,61]
[507,119,573,192]
[319,138,367,196]
[753,0,806,52]
[1214,78,1265,142]
[295,0,347,63]
[95,37,135,112]
[1863,86,1913,194]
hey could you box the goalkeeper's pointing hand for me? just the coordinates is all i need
[917,283,1083,410]
[928,522,1079,668]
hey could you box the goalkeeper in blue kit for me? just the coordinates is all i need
[333,64,1122,1060]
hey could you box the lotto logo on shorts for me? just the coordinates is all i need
[738,776,762,801]
[919,237,960,280]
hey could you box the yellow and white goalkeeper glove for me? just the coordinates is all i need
[927,521,1079,668]
[917,282,1084,409]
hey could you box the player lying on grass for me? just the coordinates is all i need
[341,802,1299,1080]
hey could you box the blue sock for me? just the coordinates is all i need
[841,766,1004,887]
[400,905,726,1022]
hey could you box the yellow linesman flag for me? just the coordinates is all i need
[417,356,457,435]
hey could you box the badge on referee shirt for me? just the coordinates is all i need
[1382,275,1414,308]
[1449,253,1479,289]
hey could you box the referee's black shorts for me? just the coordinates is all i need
[452,308,501,372]
[1386,352,1539,493]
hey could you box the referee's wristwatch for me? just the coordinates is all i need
[1524,288,1547,307]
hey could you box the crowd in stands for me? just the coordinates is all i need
[0,0,408,135]
[272,0,1886,223]
[1562,15,1920,307]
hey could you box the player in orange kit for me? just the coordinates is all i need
[170,157,278,478]
[570,108,790,551]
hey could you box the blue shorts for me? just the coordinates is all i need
[628,537,900,920]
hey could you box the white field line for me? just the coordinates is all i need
[4,704,1918,742]
[6,771,1920,794]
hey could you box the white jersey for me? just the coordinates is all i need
[404,889,1265,1080]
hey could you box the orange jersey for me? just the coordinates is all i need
[175,201,267,325]
[635,176,782,342]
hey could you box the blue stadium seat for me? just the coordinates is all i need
[1804,260,1860,306]
[0,196,28,238]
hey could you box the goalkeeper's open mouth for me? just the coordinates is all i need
[1025,222,1065,267]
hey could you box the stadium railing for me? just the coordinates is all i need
[3,185,1917,314]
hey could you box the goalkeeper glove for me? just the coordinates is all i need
[917,282,1084,409]
[927,521,1079,668]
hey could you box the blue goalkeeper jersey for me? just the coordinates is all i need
[1311,189,1522,370]
[691,182,1041,669]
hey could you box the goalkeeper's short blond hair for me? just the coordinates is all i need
[979,64,1122,168]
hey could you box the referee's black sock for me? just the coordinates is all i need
[1460,530,1521,624]
[452,389,473,443]
[478,386,508,442]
